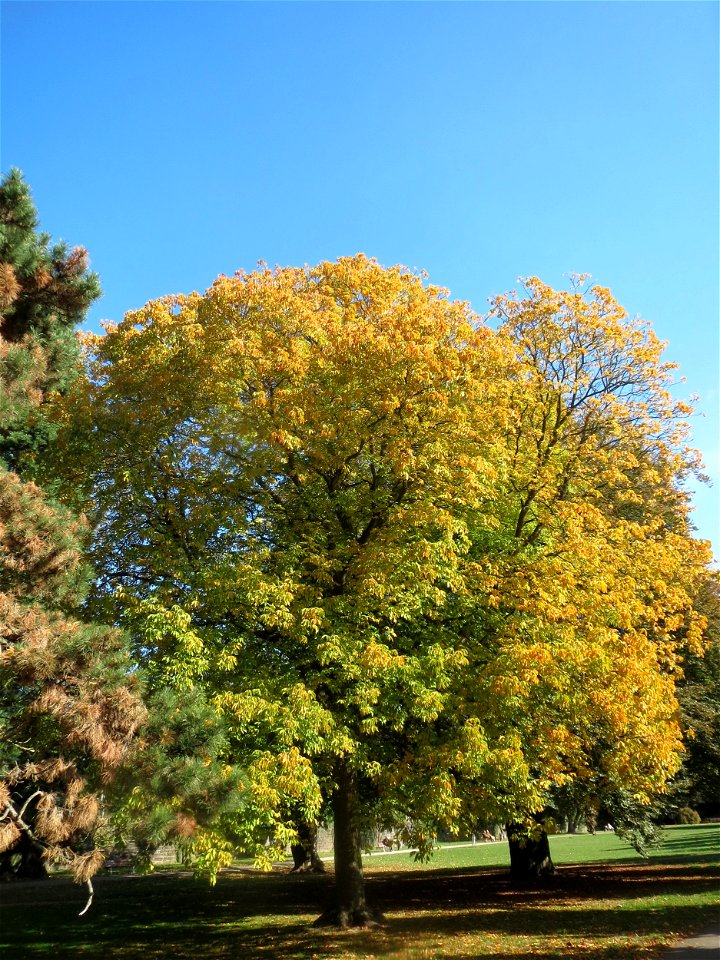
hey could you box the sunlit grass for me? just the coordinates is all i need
[361,822,719,871]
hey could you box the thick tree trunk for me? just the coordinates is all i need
[313,760,382,928]
[290,820,325,873]
[507,821,555,883]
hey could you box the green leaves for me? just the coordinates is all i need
[47,259,714,883]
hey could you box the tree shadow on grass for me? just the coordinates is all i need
[1,861,718,960]
[652,827,720,856]
[366,861,720,907]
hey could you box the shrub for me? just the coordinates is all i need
[678,806,702,824]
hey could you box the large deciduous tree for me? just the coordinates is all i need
[0,169,144,897]
[50,260,712,915]
[51,256,522,924]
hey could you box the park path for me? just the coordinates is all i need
[660,923,720,959]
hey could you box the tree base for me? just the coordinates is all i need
[507,821,555,885]
[313,905,385,929]
[509,860,555,885]
[290,859,326,874]
[289,842,326,874]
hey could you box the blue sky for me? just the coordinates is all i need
[2,1,718,554]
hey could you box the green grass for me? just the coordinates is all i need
[1,824,717,960]
[363,822,720,871]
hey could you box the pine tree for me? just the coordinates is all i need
[0,473,145,884]
[0,167,101,472]
[0,169,144,898]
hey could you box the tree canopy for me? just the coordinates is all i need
[459,277,712,873]
[49,256,713,922]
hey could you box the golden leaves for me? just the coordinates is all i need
[45,257,716,850]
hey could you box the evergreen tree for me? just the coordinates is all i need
[0,167,101,472]
[0,169,143,898]
[0,472,145,884]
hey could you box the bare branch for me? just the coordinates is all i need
[78,878,94,917]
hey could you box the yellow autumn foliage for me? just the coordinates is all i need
[48,259,714,859]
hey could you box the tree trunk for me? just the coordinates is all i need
[0,832,48,880]
[507,821,555,883]
[313,760,382,927]
[290,819,325,873]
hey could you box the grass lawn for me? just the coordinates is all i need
[0,824,717,960]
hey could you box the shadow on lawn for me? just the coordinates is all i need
[1,861,718,960]
[365,861,720,907]
[654,826,719,855]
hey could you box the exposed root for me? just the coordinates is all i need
[289,860,326,874]
[313,905,385,929]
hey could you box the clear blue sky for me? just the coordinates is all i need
[2,1,718,554]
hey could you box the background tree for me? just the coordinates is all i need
[459,276,712,879]
[548,574,720,849]
[354,277,710,882]
[669,572,720,818]
[0,169,143,900]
